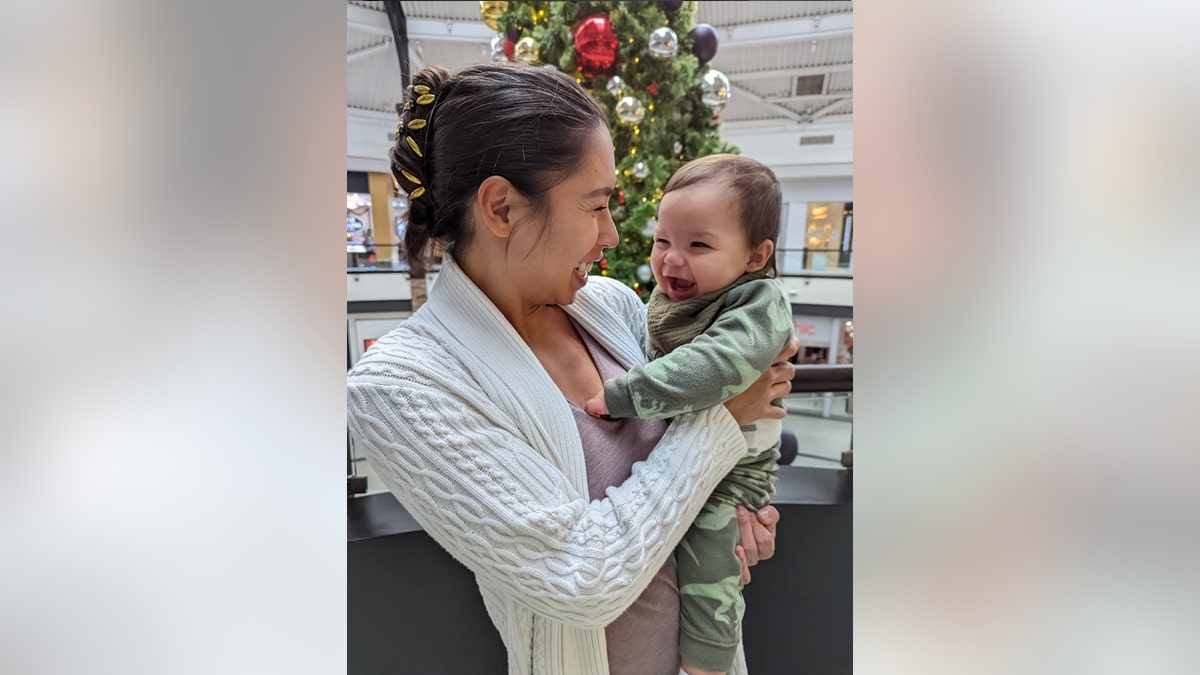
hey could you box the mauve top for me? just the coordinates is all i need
[568,320,680,675]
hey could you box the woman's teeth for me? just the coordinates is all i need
[575,260,593,277]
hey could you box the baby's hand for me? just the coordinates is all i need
[583,393,609,419]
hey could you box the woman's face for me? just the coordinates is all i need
[507,125,618,306]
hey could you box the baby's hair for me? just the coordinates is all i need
[663,154,783,275]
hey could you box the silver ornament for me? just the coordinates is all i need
[700,69,731,109]
[606,75,625,96]
[640,218,658,238]
[673,141,683,155]
[615,95,646,125]
[636,264,653,283]
[543,63,558,71]
[612,204,626,218]
[489,34,506,62]
[648,27,679,58]
[633,161,649,179]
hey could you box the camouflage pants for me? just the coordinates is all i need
[677,442,780,672]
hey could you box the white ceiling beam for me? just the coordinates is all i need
[405,18,496,43]
[725,63,853,81]
[730,84,804,124]
[721,12,853,48]
[348,4,494,44]
[764,92,851,105]
[809,97,853,121]
[347,38,394,64]
[347,4,391,36]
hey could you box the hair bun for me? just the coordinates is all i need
[390,66,451,269]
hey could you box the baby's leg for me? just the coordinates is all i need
[678,498,744,674]
[678,446,781,674]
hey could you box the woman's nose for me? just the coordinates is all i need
[598,209,618,248]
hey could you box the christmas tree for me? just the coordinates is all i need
[482,0,736,298]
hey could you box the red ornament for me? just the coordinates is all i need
[646,83,658,96]
[574,15,619,78]
[617,189,625,205]
[714,113,720,120]
[599,258,608,270]
[503,37,515,60]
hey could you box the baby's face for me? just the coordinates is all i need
[651,185,757,301]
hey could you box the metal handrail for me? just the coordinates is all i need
[790,364,852,393]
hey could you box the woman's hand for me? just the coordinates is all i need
[722,337,799,427]
[734,504,780,584]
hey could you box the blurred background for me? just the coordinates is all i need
[2,0,1199,673]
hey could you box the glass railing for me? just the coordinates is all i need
[350,363,853,495]
[349,245,852,277]
[347,243,409,272]
[783,364,853,469]
[776,247,853,278]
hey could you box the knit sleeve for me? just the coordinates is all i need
[347,346,747,630]
[604,279,794,419]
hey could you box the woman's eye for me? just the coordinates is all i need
[593,206,608,212]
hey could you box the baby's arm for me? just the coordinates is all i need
[604,280,794,420]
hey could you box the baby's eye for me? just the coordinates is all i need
[690,241,710,248]
[654,238,668,245]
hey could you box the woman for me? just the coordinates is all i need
[347,63,797,675]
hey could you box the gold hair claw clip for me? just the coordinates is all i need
[405,136,423,157]
[400,169,421,185]
[415,93,435,105]
[407,118,427,130]
[409,186,426,199]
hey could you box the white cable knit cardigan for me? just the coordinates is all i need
[347,257,751,675]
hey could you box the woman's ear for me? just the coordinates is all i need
[476,176,519,238]
[745,239,775,273]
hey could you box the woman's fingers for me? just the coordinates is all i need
[754,505,779,561]
[735,545,752,584]
[736,505,760,566]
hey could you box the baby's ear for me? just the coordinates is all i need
[745,239,775,273]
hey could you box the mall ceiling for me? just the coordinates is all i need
[347,1,853,129]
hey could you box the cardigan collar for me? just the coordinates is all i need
[422,257,591,493]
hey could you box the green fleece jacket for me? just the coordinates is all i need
[603,272,794,420]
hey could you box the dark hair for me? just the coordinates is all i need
[391,63,608,272]
[663,154,783,275]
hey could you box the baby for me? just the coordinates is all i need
[585,154,794,675]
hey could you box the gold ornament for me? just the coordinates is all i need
[479,1,507,31]
[406,136,423,157]
[513,36,539,65]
